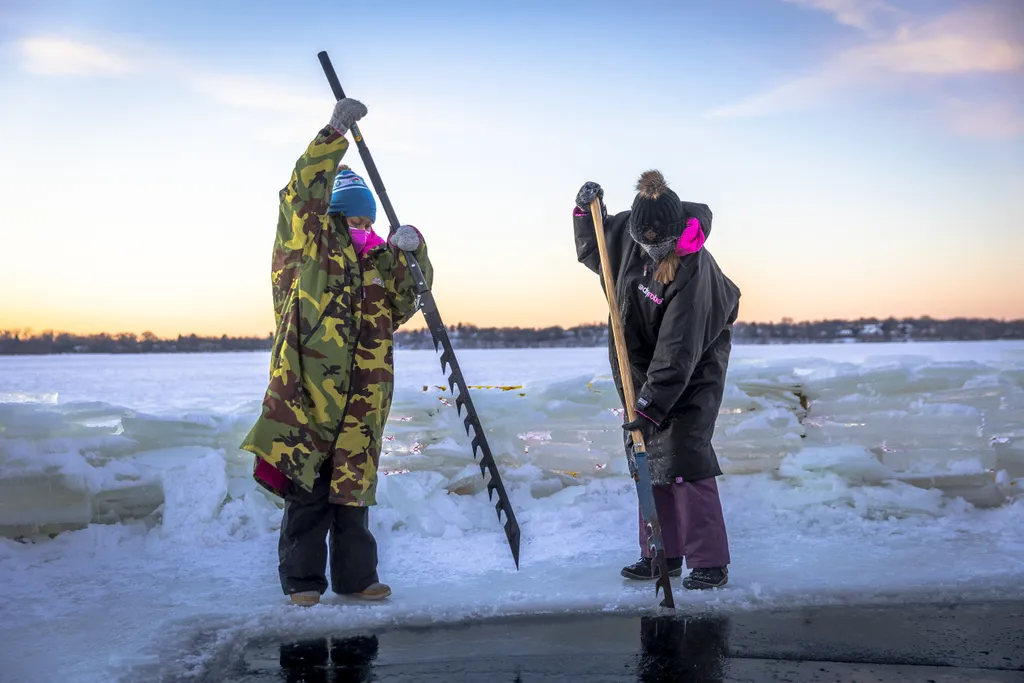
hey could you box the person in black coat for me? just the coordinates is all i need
[573,170,741,589]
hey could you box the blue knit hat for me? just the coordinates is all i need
[328,166,376,221]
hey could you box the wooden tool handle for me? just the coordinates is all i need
[589,198,645,451]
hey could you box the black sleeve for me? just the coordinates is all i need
[635,269,711,425]
[574,205,630,275]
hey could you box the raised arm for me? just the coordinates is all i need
[270,99,367,323]
[572,180,635,278]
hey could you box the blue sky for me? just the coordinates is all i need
[1,0,1021,336]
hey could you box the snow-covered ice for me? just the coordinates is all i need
[1,341,1023,682]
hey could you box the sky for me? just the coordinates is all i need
[0,0,1021,337]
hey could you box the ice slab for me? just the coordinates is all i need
[4,346,1024,536]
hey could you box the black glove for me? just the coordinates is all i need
[575,181,604,210]
[622,414,657,442]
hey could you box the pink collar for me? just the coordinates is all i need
[349,227,385,257]
[676,217,706,255]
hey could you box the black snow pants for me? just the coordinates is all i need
[278,457,379,595]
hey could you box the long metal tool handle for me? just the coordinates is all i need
[318,51,402,236]
[589,198,675,609]
[315,50,521,569]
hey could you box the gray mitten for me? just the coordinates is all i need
[389,225,421,251]
[329,98,367,135]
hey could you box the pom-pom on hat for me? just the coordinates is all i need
[627,170,685,260]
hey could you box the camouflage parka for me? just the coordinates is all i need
[240,125,432,506]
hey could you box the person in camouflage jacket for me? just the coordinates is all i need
[240,97,433,606]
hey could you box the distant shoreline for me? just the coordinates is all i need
[2,339,1023,359]
[2,318,1022,356]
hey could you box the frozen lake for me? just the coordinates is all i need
[4,340,1024,411]
[1,341,1023,682]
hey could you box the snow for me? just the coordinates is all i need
[1,341,1023,682]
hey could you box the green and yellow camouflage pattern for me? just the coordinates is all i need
[240,126,432,506]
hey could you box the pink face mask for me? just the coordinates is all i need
[348,227,384,257]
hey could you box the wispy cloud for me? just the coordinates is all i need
[781,0,905,33]
[12,33,337,122]
[17,36,134,77]
[10,31,448,155]
[710,1,1024,138]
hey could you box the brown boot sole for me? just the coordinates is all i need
[290,593,321,607]
[341,585,392,601]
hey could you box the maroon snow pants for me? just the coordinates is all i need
[638,476,731,569]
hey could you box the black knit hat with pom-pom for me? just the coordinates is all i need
[628,170,685,260]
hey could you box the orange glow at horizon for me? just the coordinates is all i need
[3,283,1022,339]
[2,1,1023,346]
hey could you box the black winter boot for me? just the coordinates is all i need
[620,556,683,581]
[682,566,728,590]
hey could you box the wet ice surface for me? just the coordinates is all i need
[149,600,1024,682]
[1,342,1023,682]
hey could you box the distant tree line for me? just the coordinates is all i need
[394,317,1024,349]
[1,317,1022,355]
[394,324,611,349]
[732,316,1024,344]
[0,330,274,355]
